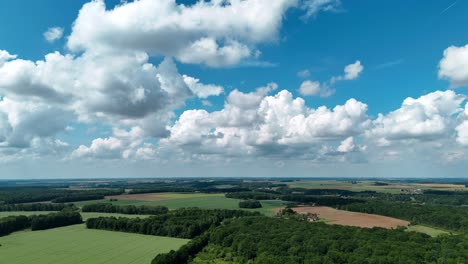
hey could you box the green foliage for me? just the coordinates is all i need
[81,203,169,215]
[0,203,73,212]
[193,217,468,263]
[152,233,209,264]
[30,211,83,231]
[86,208,260,239]
[0,215,30,236]
[339,201,468,232]
[239,200,262,209]
[0,188,123,204]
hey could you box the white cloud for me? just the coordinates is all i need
[299,61,362,97]
[72,137,124,159]
[0,50,16,67]
[337,137,355,153]
[331,60,363,83]
[301,0,342,19]
[456,121,468,146]
[43,27,64,43]
[183,75,224,98]
[297,69,311,78]
[439,45,468,87]
[67,0,298,67]
[368,90,466,142]
[162,87,370,160]
[344,60,364,80]
[298,80,320,96]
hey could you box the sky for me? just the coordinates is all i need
[0,0,468,178]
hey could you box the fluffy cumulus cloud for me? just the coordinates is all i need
[67,0,298,67]
[183,75,224,98]
[299,60,363,97]
[298,80,320,96]
[0,48,204,158]
[161,87,370,160]
[439,45,468,87]
[331,60,363,83]
[368,90,466,143]
[43,27,64,43]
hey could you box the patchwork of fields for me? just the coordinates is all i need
[284,180,467,193]
[0,224,189,264]
[75,192,286,216]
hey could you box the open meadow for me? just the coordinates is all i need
[285,180,467,194]
[0,224,189,264]
[75,192,286,216]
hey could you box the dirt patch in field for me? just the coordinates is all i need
[105,193,170,201]
[292,206,409,229]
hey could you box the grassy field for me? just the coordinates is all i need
[406,225,451,237]
[0,224,188,264]
[285,180,467,194]
[74,193,287,216]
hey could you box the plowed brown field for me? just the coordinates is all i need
[292,206,409,229]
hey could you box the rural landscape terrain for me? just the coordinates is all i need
[1,178,468,263]
[2,0,468,263]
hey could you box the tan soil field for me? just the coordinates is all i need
[292,206,409,229]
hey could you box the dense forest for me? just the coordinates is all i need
[0,188,123,204]
[30,211,83,231]
[82,203,169,215]
[339,201,468,232]
[0,215,30,237]
[239,200,262,209]
[0,203,74,212]
[86,208,260,239]
[169,217,468,264]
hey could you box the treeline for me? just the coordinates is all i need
[239,200,262,209]
[188,217,468,263]
[0,188,123,204]
[86,208,260,239]
[0,211,82,236]
[82,203,169,215]
[0,216,30,236]
[152,234,209,264]
[226,192,364,206]
[339,201,468,232]
[0,203,73,212]
[30,211,83,231]
[129,187,251,195]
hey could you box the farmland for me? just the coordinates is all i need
[291,206,410,229]
[76,192,286,216]
[285,180,467,194]
[0,224,188,264]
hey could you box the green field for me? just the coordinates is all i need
[285,180,467,194]
[406,225,451,237]
[0,224,189,264]
[74,193,287,216]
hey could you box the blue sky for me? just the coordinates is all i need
[0,0,468,178]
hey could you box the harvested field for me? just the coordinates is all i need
[292,206,409,229]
